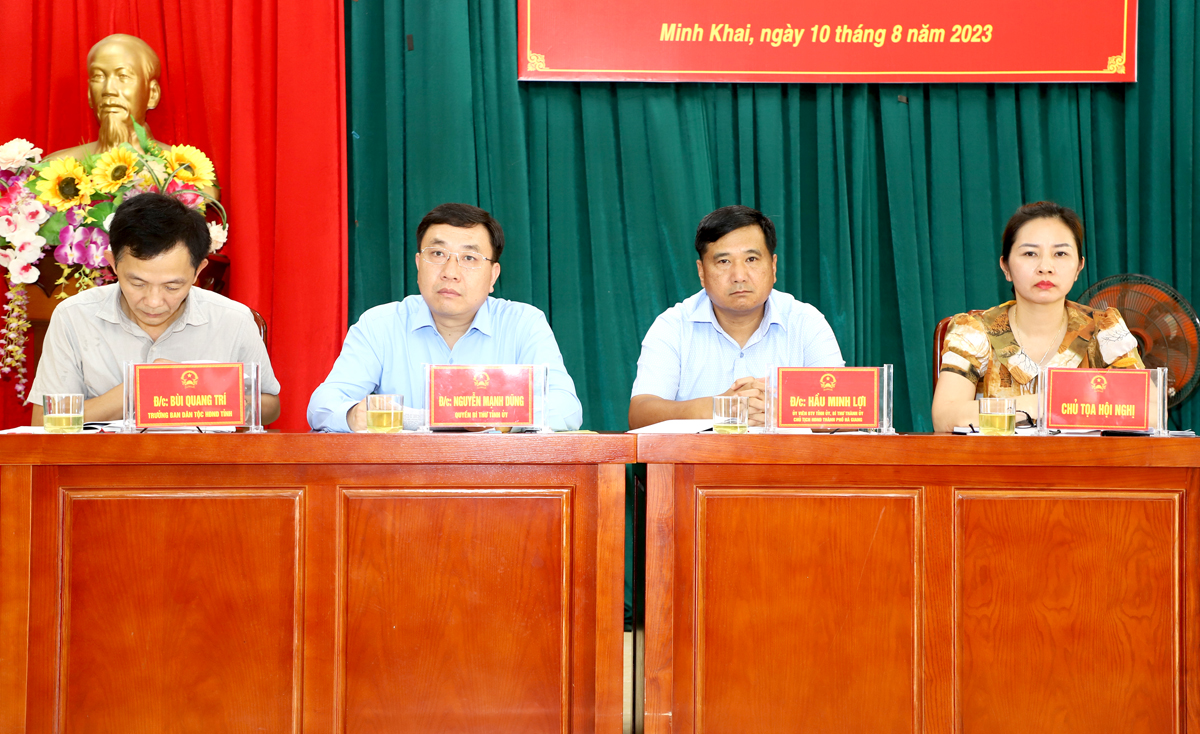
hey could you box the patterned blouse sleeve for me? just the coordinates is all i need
[1093,307,1145,369]
[939,313,991,385]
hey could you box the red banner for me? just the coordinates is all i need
[518,0,1136,84]
[776,367,879,429]
[134,364,246,428]
[428,366,536,427]
[1044,368,1150,431]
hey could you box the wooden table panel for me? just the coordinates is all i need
[641,435,1200,734]
[343,491,569,734]
[698,489,917,734]
[956,491,1179,734]
[0,434,634,734]
[0,466,33,734]
[61,491,302,734]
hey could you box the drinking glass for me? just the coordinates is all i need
[43,393,84,434]
[366,394,404,433]
[713,395,749,434]
[978,397,1016,436]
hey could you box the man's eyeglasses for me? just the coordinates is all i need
[419,248,494,270]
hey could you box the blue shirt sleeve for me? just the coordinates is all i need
[798,307,846,368]
[306,316,384,432]
[630,310,683,400]
[516,309,583,431]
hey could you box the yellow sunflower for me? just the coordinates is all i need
[35,158,94,211]
[165,145,215,188]
[90,146,141,194]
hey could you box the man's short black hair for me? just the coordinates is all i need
[109,192,210,269]
[416,203,505,262]
[694,205,777,258]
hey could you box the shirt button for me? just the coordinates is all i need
[739,352,744,358]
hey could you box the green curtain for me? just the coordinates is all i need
[346,0,1200,433]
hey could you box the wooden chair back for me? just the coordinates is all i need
[250,308,269,351]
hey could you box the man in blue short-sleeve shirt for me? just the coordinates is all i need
[307,203,582,432]
[629,205,844,429]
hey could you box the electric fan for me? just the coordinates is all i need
[1080,274,1200,408]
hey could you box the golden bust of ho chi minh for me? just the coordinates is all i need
[47,34,164,162]
[46,34,217,201]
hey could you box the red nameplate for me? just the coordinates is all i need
[776,367,879,429]
[1045,368,1150,431]
[428,365,535,427]
[134,363,246,427]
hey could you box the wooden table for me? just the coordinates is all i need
[638,434,1200,734]
[0,432,633,734]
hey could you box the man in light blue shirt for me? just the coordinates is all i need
[308,203,582,432]
[629,205,844,428]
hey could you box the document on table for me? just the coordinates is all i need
[949,426,1197,436]
[628,419,715,434]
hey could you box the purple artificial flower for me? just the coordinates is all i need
[82,228,110,269]
[56,225,87,265]
[57,225,111,269]
[64,207,86,228]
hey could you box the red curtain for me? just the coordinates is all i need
[0,0,347,431]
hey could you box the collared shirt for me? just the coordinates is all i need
[631,289,845,401]
[27,283,280,405]
[306,294,583,432]
[940,299,1144,397]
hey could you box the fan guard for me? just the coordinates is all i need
[1080,274,1200,408]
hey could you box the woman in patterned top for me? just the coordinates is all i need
[931,201,1143,432]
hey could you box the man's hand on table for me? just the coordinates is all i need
[722,376,768,426]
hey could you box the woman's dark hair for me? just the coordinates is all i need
[416,203,505,262]
[109,192,210,268]
[694,205,777,258]
[1001,201,1085,262]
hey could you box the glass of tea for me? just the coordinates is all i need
[977,397,1016,436]
[712,395,749,434]
[366,394,404,433]
[43,393,84,434]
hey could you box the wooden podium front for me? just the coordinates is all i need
[0,433,633,734]
[638,434,1200,734]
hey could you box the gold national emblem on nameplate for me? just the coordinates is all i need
[473,371,490,389]
[180,370,200,389]
[819,373,837,391]
[1091,375,1108,392]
